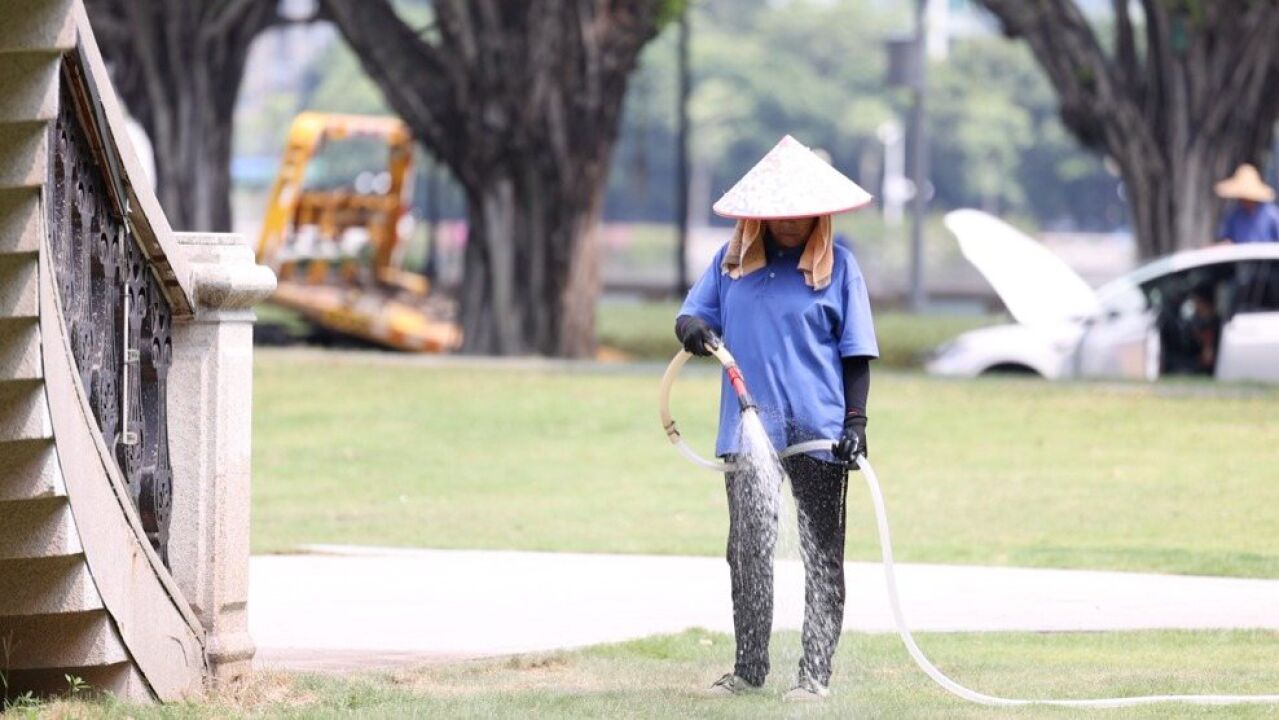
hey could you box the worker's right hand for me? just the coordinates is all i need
[675,315,720,357]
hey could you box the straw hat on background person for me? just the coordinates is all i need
[1214,164,1276,203]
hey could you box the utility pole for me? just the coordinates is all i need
[674,7,691,297]
[1272,128,1279,187]
[424,161,439,283]
[908,0,929,313]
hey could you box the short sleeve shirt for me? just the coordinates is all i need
[678,240,878,460]
[1218,203,1279,243]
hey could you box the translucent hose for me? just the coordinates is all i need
[659,348,1279,708]
[857,456,1279,708]
[659,350,733,471]
[659,349,839,471]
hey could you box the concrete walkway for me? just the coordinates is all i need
[249,545,1279,671]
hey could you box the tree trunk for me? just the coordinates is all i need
[460,178,520,353]
[1119,158,1175,260]
[459,169,604,356]
[559,194,603,358]
[147,82,235,232]
[85,0,279,233]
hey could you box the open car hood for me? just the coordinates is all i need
[944,210,1101,326]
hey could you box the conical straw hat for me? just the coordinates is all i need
[1214,164,1275,203]
[713,135,873,219]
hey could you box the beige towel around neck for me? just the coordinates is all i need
[721,215,834,290]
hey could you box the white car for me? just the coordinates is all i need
[925,210,1279,383]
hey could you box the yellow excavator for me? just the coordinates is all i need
[255,112,459,351]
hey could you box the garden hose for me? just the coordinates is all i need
[658,347,1279,708]
[658,348,832,472]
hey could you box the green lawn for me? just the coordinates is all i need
[25,630,1279,718]
[257,295,1001,366]
[251,350,1279,578]
[596,300,1002,366]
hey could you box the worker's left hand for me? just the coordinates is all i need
[834,413,867,469]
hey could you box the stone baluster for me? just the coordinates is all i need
[165,232,276,683]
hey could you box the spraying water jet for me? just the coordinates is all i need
[659,340,831,473]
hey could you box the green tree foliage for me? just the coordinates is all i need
[604,0,1120,230]
[607,0,900,222]
[931,39,1038,214]
[929,36,1125,227]
[246,0,1122,231]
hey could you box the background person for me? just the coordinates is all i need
[673,136,876,702]
[1215,164,1279,244]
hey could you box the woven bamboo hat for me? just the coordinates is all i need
[1215,164,1275,203]
[713,135,873,219]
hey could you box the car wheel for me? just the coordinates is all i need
[981,363,1042,377]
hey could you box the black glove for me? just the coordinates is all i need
[675,315,720,357]
[834,413,867,468]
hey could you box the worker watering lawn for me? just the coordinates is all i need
[674,135,877,702]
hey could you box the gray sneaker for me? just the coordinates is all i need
[783,676,831,702]
[703,673,761,697]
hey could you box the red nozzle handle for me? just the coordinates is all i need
[725,365,757,411]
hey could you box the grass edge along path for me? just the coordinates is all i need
[20,629,1279,719]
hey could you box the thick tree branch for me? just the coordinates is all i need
[320,0,458,166]
[978,0,1122,149]
[1112,0,1139,94]
[1198,12,1279,143]
[201,0,267,38]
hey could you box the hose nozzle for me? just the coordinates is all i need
[703,330,723,354]
[703,337,757,413]
[726,365,758,412]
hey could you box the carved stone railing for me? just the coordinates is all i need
[41,31,275,684]
[47,60,176,563]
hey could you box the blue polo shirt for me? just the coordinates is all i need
[1218,203,1279,243]
[678,239,878,460]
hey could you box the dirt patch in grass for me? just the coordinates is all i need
[385,651,681,698]
[211,670,320,712]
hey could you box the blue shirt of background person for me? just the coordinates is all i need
[1217,201,1279,244]
[677,236,878,461]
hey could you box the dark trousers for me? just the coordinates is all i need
[724,453,848,686]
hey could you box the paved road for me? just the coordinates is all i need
[249,545,1279,671]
